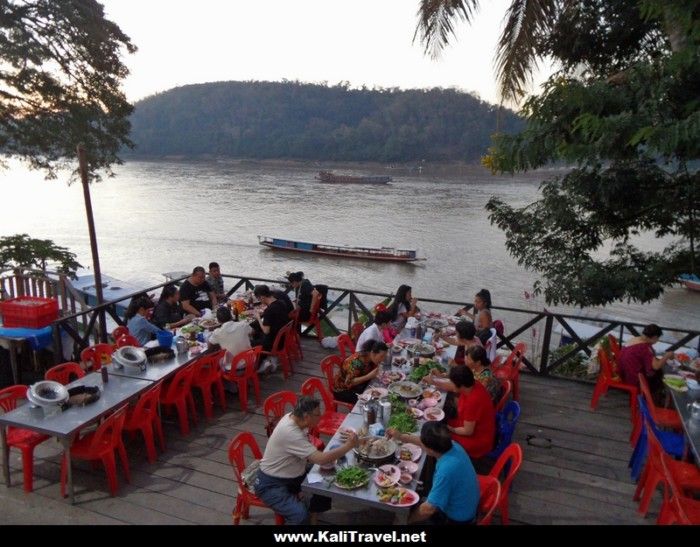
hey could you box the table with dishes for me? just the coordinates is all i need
[301,323,456,523]
[666,357,700,465]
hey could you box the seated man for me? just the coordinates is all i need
[206,261,226,302]
[208,306,253,372]
[287,272,314,321]
[254,396,359,525]
[152,284,195,329]
[387,421,479,525]
[180,266,217,316]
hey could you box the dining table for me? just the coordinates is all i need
[669,386,700,465]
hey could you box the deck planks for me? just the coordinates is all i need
[0,338,653,525]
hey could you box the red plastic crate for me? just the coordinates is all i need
[0,296,59,329]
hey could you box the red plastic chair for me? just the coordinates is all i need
[0,386,50,493]
[337,333,355,361]
[285,323,303,365]
[630,372,682,447]
[494,380,512,414]
[111,326,130,343]
[263,391,298,437]
[476,474,501,525]
[191,349,226,419]
[351,322,365,342]
[45,362,85,385]
[634,421,700,517]
[492,341,526,401]
[60,405,130,497]
[300,378,346,437]
[260,322,293,379]
[488,442,523,524]
[657,439,700,524]
[80,343,115,372]
[319,355,354,412]
[590,347,638,424]
[124,382,165,464]
[607,334,622,363]
[116,333,141,348]
[160,363,198,436]
[228,432,285,525]
[302,291,324,342]
[222,346,263,412]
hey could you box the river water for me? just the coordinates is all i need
[1,159,698,336]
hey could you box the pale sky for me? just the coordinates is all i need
[100,0,552,107]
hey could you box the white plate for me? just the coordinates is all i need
[396,443,422,462]
[423,408,445,421]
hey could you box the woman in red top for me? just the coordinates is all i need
[444,365,496,459]
[618,324,674,401]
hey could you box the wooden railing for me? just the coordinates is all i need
[44,273,700,376]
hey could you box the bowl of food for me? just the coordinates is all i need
[406,343,436,359]
[354,436,398,467]
[388,381,422,399]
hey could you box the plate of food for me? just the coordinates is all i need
[359,387,389,401]
[398,460,418,474]
[373,464,401,488]
[198,319,220,330]
[424,407,445,422]
[421,388,442,401]
[663,374,688,392]
[334,466,371,490]
[392,356,407,367]
[379,370,405,385]
[407,407,424,419]
[398,338,421,347]
[376,486,420,507]
[396,443,422,462]
[418,397,439,410]
[388,381,422,399]
[422,318,449,330]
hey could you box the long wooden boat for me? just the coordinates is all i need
[258,236,424,262]
[315,171,392,184]
[678,274,700,292]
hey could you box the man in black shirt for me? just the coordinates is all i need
[252,284,290,352]
[180,266,218,316]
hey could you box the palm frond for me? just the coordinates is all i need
[495,0,557,104]
[414,0,481,59]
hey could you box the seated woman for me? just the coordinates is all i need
[425,346,501,405]
[439,365,496,459]
[332,340,388,404]
[475,308,495,346]
[152,285,195,329]
[618,324,674,403]
[437,321,482,365]
[388,284,419,333]
[457,289,492,325]
[287,271,314,321]
[125,295,163,346]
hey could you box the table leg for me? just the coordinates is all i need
[9,340,19,385]
[61,437,74,503]
[1,425,10,487]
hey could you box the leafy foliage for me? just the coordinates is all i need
[0,0,135,180]
[548,343,592,379]
[0,234,82,275]
[127,81,522,163]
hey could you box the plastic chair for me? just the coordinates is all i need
[303,290,324,342]
[60,405,130,497]
[492,341,526,401]
[123,382,165,464]
[300,378,347,437]
[493,319,505,338]
[160,363,198,436]
[351,322,365,342]
[191,349,227,419]
[228,432,285,525]
[337,333,355,361]
[488,442,523,524]
[116,333,141,348]
[484,328,498,362]
[476,474,501,525]
[263,391,298,437]
[80,343,115,372]
[285,322,303,365]
[590,347,638,424]
[260,322,293,379]
[494,380,512,414]
[319,355,354,412]
[111,326,130,342]
[0,386,50,493]
[487,400,521,460]
[630,372,682,446]
[607,334,622,363]
[45,362,85,385]
[222,346,263,412]
[657,449,700,525]
[634,421,700,517]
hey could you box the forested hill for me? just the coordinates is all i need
[127,81,522,162]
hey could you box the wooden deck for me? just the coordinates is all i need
[0,339,653,525]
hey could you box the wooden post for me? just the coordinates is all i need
[77,145,107,343]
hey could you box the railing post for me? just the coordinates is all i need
[348,293,355,334]
[539,314,554,376]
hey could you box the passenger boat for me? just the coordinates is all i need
[315,171,392,184]
[678,274,700,292]
[257,236,424,262]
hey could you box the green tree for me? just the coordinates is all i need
[0,234,82,275]
[482,0,700,306]
[0,0,136,180]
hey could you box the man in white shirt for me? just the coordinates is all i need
[208,306,252,372]
[356,310,392,350]
[254,397,358,524]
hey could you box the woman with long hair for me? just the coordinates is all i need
[388,284,419,332]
